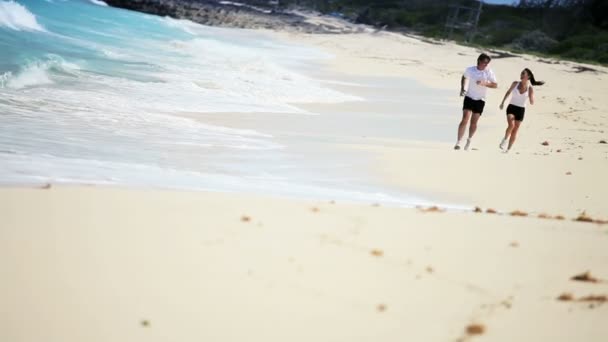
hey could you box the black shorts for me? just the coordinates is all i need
[463,96,485,114]
[506,104,525,121]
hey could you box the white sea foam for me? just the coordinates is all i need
[3,55,80,89]
[160,16,198,35]
[0,71,12,88]
[89,0,108,6]
[154,37,360,112]
[6,65,53,89]
[0,1,46,31]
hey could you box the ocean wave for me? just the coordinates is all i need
[0,0,46,32]
[0,71,12,88]
[161,37,361,108]
[2,54,80,89]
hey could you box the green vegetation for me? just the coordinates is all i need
[278,0,608,65]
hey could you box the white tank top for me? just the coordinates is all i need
[509,82,530,107]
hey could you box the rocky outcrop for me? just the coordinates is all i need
[104,0,362,33]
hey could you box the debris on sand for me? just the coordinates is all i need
[370,249,384,257]
[241,215,251,222]
[572,212,608,225]
[419,206,445,213]
[486,208,497,214]
[574,211,594,223]
[541,141,550,146]
[510,210,528,217]
[465,324,485,335]
[571,271,599,283]
[556,293,606,303]
[579,295,607,303]
[538,213,570,221]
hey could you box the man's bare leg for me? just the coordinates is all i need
[464,113,481,150]
[456,110,472,149]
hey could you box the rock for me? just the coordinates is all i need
[104,0,363,33]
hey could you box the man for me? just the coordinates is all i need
[455,53,498,150]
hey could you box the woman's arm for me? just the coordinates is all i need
[499,81,517,109]
[529,86,535,105]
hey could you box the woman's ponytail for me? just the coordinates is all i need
[525,68,545,86]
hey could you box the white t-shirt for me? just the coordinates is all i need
[509,82,530,107]
[464,66,497,101]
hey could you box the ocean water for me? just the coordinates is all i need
[0,0,445,206]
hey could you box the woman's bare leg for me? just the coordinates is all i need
[508,120,522,150]
[504,114,515,140]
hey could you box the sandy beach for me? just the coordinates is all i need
[2,20,608,342]
[283,30,608,217]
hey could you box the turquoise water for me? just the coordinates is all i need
[0,0,466,208]
[1,0,439,206]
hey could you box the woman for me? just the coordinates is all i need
[498,68,544,152]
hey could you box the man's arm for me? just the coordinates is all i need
[460,75,467,96]
[476,79,498,89]
[485,71,498,89]
[484,81,498,89]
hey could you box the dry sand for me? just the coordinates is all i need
[1,186,607,341]
[2,26,608,342]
